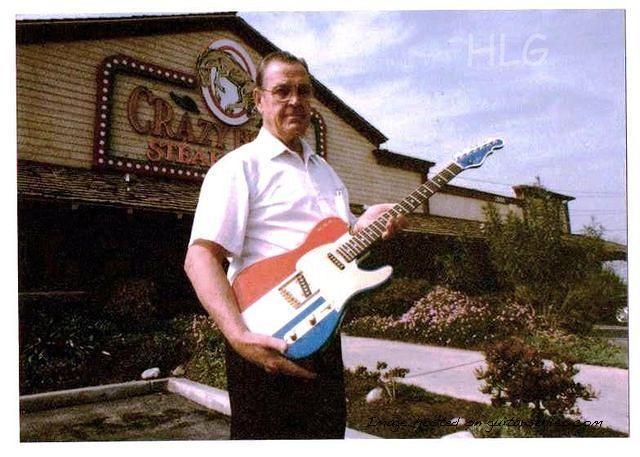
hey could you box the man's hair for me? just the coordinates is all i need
[255,51,310,88]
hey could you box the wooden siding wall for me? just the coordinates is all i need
[312,104,422,208]
[17,28,422,209]
[429,192,523,222]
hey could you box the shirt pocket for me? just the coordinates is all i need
[313,184,349,222]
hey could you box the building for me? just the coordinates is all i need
[16,13,625,300]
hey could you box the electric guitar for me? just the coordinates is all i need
[232,139,505,359]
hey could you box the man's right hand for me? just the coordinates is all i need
[229,330,317,379]
[185,241,315,379]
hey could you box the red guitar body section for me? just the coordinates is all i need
[231,217,349,312]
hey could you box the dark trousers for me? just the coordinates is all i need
[224,336,347,440]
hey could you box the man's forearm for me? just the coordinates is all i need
[184,244,247,344]
[184,243,316,378]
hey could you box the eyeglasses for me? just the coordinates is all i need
[260,84,313,102]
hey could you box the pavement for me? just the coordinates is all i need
[20,377,378,440]
[20,391,230,441]
[340,334,629,434]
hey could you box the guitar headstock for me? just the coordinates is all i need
[454,139,504,170]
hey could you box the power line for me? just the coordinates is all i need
[571,210,626,214]
[450,176,625,197]
[568,195,626,199]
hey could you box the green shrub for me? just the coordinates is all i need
[180,314,227,389]
[19,311,118,394]
[558,269,627,334]
[523,327,626,368]
[351,362,410,402]
[19,306,210,394]
[434,240,498,294]
[475,337,596,422]
[469,406,536,438]
[483,198,626,332]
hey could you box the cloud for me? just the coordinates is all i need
[241,11,414,78]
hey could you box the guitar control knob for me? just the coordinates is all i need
[290,333,297,342]
[309,316,317,326]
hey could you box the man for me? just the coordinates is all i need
[184,51,405,440]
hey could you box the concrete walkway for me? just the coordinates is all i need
[341,335,629,434]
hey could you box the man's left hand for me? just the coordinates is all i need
[352,203,408,240]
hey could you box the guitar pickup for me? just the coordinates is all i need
[327,252,345,270]
[278,272,316,309]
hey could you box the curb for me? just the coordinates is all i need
[20,377,473,439]
[19,378,168,413]
[167,377,231,416]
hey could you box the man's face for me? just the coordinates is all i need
[254,60,312,147]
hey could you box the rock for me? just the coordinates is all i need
[451,417,466,426]
[141,367,160,379]
[441,431,475,439]
[171,365,185,376]
[365,387,384,403]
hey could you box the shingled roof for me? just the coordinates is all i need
[18,160,483,237]
[17,160,200,213]
[17,161,627,260]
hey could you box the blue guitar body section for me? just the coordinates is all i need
[272,296,342,360]
[285,309,342,360]
[273,296,326,340]
[273,265,394,360]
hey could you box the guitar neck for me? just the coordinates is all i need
[336,161,464,262]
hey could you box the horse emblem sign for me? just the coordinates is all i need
[197,39,257,126]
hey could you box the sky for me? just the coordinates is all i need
[239,10,628,245]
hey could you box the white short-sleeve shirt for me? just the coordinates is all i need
[189,127,357,282]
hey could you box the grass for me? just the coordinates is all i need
[344,370,627,438]
[522,329,628,369]
[344,324,627,369]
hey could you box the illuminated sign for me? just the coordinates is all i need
[93,54,259,181]
[93,48,327,181]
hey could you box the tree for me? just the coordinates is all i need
[483,195,626,332]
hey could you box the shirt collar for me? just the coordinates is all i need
[256,127,316,164]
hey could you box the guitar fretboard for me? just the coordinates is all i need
[336,161,463,262]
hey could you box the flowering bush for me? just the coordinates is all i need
[475,337,596,421]
[344,286,535,348]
